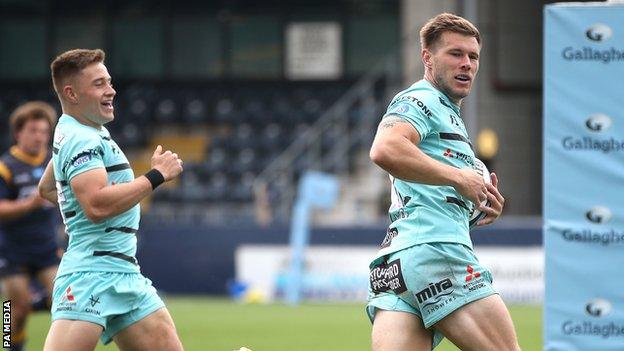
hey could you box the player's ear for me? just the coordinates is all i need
[63,85,78,104]
[422,49,433,69]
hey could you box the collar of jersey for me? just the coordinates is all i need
[10,146,47,166]
[61,113,105,133]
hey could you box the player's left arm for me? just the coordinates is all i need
[476,173,505,226]
[38,159,58,204]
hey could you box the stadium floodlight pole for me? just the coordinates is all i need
[285,171,339,305]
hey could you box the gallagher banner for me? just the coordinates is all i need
[544,3,624,350]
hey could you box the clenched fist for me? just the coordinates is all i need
[151,145,183,182]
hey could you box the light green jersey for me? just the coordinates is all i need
[52,114,140,276]
[375,80,478,262]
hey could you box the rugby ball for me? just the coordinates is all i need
[468,158,491,229]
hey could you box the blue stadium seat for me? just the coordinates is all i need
[203,147,228,175]
[231,148,258,175]
[205,172,229,201]
[154,98,179,123]
[230,171,255,202]
[232,123,256,150]
[183,97,208,124]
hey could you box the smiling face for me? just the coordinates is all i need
[422,31,481,105]
[69,62,116,127]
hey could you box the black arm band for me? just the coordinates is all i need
[144,169,165,190]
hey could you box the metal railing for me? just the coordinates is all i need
[253,54,401,224]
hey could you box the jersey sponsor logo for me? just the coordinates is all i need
[64,147,104,172]
[60,286,75,303]
[370,259,407,294]
[72,155,91,167]
[414,278,454,307]
[464,265,481,282]
[84,295,102,316]
[380,227,399,248]
[442,148,475,167]
[389,209,407,222]
[390,103,410,114]
[463,265,487,292]
[394,95,432,118]
[56,286,77,312]
[88,295,100,307]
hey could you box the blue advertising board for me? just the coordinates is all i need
[544,3,624,350]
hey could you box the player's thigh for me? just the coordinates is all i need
[434,294,520,351]
[2,273,31,312]
[44,319,102,351]
[36,264,58,294]
[113,307,183,351]
[372,310,432,351]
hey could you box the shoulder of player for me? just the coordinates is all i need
[0,151,19,171]
[0,150,11,163]
[389,87,444,120]
[54,124,105,163]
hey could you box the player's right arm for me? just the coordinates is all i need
[71,145,183,223]
[369,115,487,206]
[0,161,47,221]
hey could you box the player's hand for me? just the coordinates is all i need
[151,145,184,181]
[453,168,488,206]
[26,191,49,210]
[476,172,505,226]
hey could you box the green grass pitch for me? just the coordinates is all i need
[22,297,542,350]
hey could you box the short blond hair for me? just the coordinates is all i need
[420,13,481,50]
[50,49,105,97]
[9,101,57,140]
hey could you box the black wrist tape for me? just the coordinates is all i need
[144,169,165,190]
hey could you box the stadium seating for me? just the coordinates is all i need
[0,81,380,219]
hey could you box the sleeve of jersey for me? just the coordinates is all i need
[0,161,11,199]
[383,97,434,139]
[0,177,10,200]
[61,135,106,182]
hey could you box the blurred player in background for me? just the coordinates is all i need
[38,49,184,351]
[0,101,59,351]
[367,13,520,350]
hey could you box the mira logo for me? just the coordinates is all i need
[585,206,612,224]
[585,298,612,317]
[585,114,612,132]
[586,23,613,42]
[414,278,453,306]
